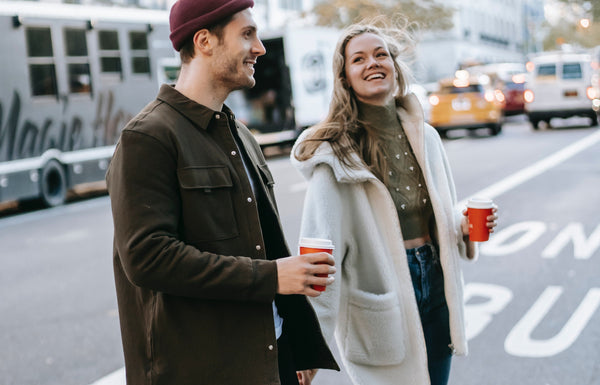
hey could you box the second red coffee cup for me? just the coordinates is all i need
[298,237,334,291]
[467,197,494,242]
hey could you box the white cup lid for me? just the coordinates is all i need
[299,237,334,249]
[467,197,494,209]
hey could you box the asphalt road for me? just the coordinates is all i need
[1,117,598,385]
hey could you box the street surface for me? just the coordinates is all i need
[1,117,599,385]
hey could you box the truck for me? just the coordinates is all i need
[157,25,340,147]
[0,1,176,206]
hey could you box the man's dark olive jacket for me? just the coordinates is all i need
[106,85,338,385]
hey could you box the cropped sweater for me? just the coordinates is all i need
[357,100,435,240]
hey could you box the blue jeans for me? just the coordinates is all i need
[406,243,452,385]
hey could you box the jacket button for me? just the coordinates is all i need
[247,197,253,203]
[256,245,261,250]
[268,345,274,351]
[215,114,221,119]
[231,150,237,156]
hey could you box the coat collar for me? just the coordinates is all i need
[292,92,426,184]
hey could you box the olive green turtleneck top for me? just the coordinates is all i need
[357,99,435,240]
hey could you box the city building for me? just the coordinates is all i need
[415,0,545,82]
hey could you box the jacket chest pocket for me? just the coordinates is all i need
[177,166,239,242]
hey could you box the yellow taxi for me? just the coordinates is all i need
[428,70,505,136]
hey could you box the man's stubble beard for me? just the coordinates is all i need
[213,51,255,92]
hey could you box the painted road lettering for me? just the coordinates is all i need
[464,220,599,358]
[482,221,600,258]
[465,284,600,358]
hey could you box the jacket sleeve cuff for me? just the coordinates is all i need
[251,259,279,302]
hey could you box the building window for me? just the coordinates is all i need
[98,30,122,77]
[278,0,302,11]
[64,28,92,94]
[129,31,150,75]
[25,27,58,97]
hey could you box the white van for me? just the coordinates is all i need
[524,52,598,129]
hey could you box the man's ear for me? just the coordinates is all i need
[193,29,213,55]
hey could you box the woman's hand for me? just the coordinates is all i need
[461,205,498,237]
[297,369,318,385]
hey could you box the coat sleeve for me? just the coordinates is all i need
[106,128,277,303]
[299,165,350,346]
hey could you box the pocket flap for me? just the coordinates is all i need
[177,166,233,189]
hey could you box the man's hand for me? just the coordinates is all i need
[276,253,335,297]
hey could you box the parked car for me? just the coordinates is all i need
[428,70,505,136]
[467,63,527,116]
[524,52,598,129]
[500,73,527,116]
[591,48,600,114]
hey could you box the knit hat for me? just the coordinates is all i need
[169,0,254,51]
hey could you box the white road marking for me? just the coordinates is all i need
[457,129,600,207]
[88,367,124,385]
[288,129,600,200]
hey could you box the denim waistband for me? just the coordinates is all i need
[405,242,438,262]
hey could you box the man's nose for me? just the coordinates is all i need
[254,38,266,56]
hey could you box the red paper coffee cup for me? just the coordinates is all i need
[467,198,494,242]
[298,237,334,292]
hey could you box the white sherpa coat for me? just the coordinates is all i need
[291,93,478,385]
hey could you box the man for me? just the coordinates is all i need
[105,1,339,384]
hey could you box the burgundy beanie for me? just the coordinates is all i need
[169,0,255,51]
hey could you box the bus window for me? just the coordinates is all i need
[64,28,92,94]
[129,31,150,75]
[26,27,58,97]
[99,30,122,79]
[162,65,180,83]
[562,63,583,80]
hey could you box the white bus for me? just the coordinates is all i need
[0,1,176,206]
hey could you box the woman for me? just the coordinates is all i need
[292,18,498,385]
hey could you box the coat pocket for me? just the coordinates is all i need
[177,166,239,242]
[344,289,406,366]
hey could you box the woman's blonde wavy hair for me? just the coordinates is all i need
[294,16,416,183]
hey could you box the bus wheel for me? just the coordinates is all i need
[40,160,67,207]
